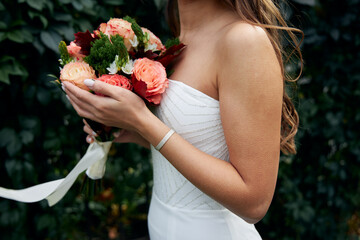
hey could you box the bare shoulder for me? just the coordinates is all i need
[216,21,283,103]
[217,21,281,86]
[219,21,275,56]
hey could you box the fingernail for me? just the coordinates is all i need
[92,131,98,137]
[66,95,70,101]
[113,131,121,138]
[84,79,95,88]
[86,135,94,143]
[61,83,65,91]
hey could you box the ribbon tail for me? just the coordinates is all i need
[86,142,112,180]
[0,141,111,206]
[0,179,64,203]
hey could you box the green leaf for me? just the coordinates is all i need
[20,131,34,145]
[0,21,6,30]
[6,29,33,43]
[0,2,5,11]
[26,0,45,11]
[0,69,9,84]
[0,128,22,156]
[81,0,94,8]
[59,41,72,65]
[40,31,62,52]
[0,128,16,148]
[0,57,28,84]
[53,25,75,41]
[165,37,180,49]
[7,30,26,43]
[72,1,83,11]
[53,13,73,22]
[59,0,72,4]
[104,0,124,5]
[123,16,146,45]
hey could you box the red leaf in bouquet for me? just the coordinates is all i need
[74,30,99,55]
[144,50,159,60]
[132,58,168,105]
[157,43,186,68]
[128,49,159,60]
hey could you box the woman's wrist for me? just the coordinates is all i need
[136,109,171,148]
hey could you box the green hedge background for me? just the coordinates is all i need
[0,0,359,239]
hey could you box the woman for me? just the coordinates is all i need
[63,0,302,238]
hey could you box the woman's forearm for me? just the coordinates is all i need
[137,110,269,223]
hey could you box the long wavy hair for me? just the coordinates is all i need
[167,0,303,155]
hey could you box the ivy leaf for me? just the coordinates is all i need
[0,128,22,156]
[40,31,62,52]
[26,0,46,11]
[7,29,33,43]
[104,0,124,5]
[0,56,28,84]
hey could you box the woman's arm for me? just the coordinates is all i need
[63,23,282,224]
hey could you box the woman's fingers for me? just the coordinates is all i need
[83,124,97,136]
[63,82,98,120]
[84,79,126,101]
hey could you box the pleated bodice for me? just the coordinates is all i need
[151,79,228,210]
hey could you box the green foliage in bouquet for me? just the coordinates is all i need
[84,33,128,75]
[58,41,72,66]
[123,16,149,48]
[165,37,180,50]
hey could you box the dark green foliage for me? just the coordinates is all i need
[84,33,128,74]
[0,0,359,239]
[256,0,360,239]
[123,16,147,46]
[0,0,167,239]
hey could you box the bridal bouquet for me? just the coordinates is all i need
[0,17,184,206]
[58,16,184,180]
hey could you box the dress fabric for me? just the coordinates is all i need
[148,80,262,240]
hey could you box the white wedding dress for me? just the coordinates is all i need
[148,80,262,240]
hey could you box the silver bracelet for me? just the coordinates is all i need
[155,129,175,151]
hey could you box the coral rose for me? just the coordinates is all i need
[103,18,135,50]
[67,41,86,61]
[132,58,168,105]
[95,74,132,97]
[142,27,165,52]
[60,62,96,91]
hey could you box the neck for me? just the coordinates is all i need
[177,0,236,43]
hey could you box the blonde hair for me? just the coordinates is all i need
[167,0,303,155]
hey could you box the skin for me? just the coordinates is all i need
[64,0,283,224]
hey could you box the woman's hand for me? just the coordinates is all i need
[83,119,150,148]
[63,79,150,133]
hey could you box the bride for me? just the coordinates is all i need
[63,0,302,239]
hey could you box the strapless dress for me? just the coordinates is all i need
[148,80,262,240]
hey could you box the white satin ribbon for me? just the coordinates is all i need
[0,140,112,207]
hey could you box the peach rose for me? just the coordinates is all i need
[142,27,165,52]
[132,58,168,105]
[103,18,135,50]
[67,41,86,61]
[60,62,96,91]
[95,74,132,97]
